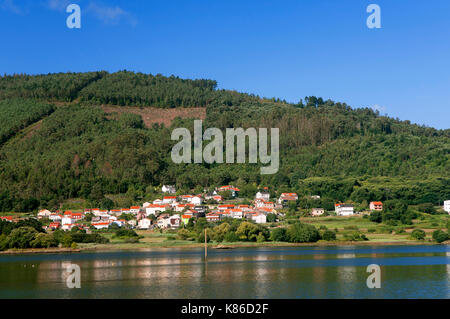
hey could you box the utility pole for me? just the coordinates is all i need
[204,228,207,259]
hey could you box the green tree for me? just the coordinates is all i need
[411,229,426,240]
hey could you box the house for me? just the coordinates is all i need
[181,214,193,225]
[37,209,52,219]
[62,223,79,231]
[310,195,321,200]
[252,213,267,224]
[162,185,176,194]
[230,209,243,219]
[138,218,152,229]
[180,195,194,202]
[443,200,450,213]
[0,216,13,222]
[255,191,270,201]
[255,201,275,209]
[162,196,177,204]
[49,214,62,222]
[153,199,163,205]
[62,215,75,226]
[142,202,151,208]
[218,204,235,211]
[112,219,126,227]
[109,209,122,216]
[157,215,170,228]
[217,185,240,197]
[168,215,181,228]
[369,201,383,211]
[191,196,203,206]
[206,212,220,222]
[91,222,110,230]
[130,206,141,214]
[311,208,325,217]
[121,208,130,214]
[277,193,298,205]
[48,222,61,230]
[335,204,354,216]
[145,204,166,215]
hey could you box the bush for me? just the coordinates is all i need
[5,226,38,249]
[343,231,368,241]
[411,229,426,240]
[322,230,336,241]
[223,231,239,242]
[30,233,58,248]
[270,228,287,242]
[256,232,265,243]
[114,229,138,238]
[286,222,320,243]
[367,228,376,233]
[432,230,449,243]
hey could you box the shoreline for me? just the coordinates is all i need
[1,240,445,255]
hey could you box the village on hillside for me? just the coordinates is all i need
[2,185,449,237]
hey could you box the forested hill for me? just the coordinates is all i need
[0,71,448,212]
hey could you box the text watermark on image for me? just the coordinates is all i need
[367,4,381,29]
[65,263,81,288]
[66,4,81,29]
[171,120,279,175]
[366,264,381,288]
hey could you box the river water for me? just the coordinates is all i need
[0,245,449,298]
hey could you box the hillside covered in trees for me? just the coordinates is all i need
[0,71,448,212]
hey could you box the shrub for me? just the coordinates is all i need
[270,228,287,242]
[367,228,376,233]
[256,232,265,243]
[432,230,449,243]
[286,222,320,243]
[114,229,138,238]
[322,230,336,241]
[411,229,426,240]
[343,231,368,241]
[30,233,58,248]
[223,231,239,242]
[5,226,38,249]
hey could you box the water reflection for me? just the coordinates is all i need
[0,245,449,298]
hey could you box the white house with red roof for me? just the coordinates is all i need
[91,221,110,230]
[146,204,166,215]
[369,201,383,211]
[277,193,298,205]
[162,196,177,204]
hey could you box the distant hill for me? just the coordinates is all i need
[0,71,448,212]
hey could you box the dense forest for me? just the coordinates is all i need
[0,71,448,212]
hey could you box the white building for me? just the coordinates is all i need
[191,196,202,206]
[146,204,166,215]
[162,185,176,194]
[255,192,270,201]
[62,216,75,225]
[37,209,52,219]
[252,214,267,224]
[162,196,177,204]
[130,206,141,214]
[311,208,325,216]
[335,204,354,216]
[138,218,152,229]
[168,214,181,228]
[91,222,110,230]
[444,200,450,213]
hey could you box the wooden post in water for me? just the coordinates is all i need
[204,228,207,259]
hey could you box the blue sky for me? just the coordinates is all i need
[1,0,449,129]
